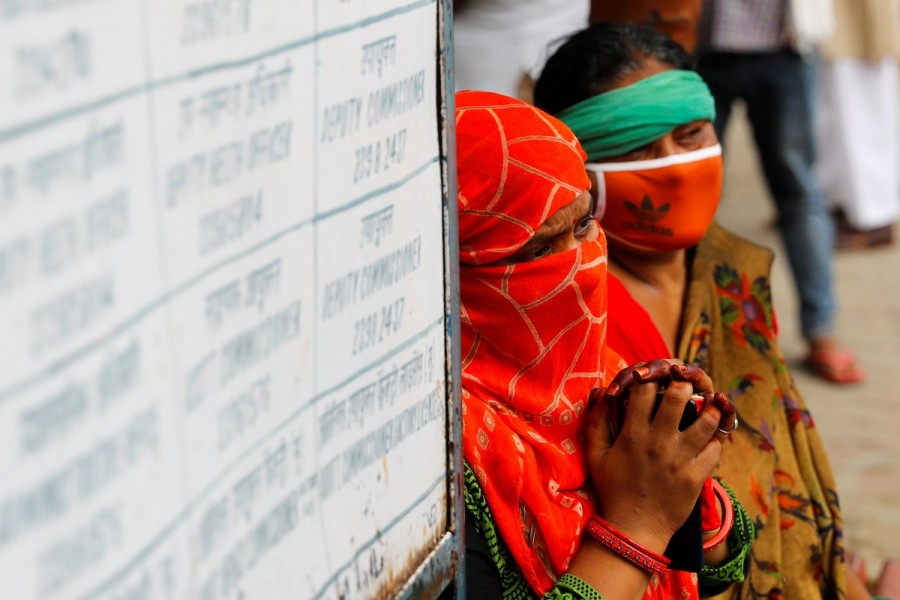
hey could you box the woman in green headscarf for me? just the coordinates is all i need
[535,23,863,600]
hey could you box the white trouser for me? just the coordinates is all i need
[815,57,900,230]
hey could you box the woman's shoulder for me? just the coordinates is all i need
[703,223,774,263]
[698,223,775,279]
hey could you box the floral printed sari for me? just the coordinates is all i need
[608,222,847,600]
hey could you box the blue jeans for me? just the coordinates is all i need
[698,50,836,340]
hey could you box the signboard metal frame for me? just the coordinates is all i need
[393,0,464,597]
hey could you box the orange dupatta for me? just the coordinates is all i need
[456,91,698,598]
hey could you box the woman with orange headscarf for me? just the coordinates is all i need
[453,90,752,600]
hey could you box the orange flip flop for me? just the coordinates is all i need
[802,348,866,385]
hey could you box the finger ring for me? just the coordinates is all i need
[717,416,739,436]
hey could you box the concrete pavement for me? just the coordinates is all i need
[716,106,900,581]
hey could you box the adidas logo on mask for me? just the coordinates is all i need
[622,195,673,236]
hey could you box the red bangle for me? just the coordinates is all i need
[586,515,671,576]
[702,479,734,551]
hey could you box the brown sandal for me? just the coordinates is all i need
[802,348,866,385]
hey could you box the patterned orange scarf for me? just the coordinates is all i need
[456,91,697,598]
[457,90,603,593]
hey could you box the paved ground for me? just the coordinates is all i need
[717,106,900,581]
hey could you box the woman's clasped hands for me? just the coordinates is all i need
[585,359,737,557]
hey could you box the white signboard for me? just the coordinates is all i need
[0,1,457,598]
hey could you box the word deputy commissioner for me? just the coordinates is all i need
[321,236,422,320]
[366,69,427,128]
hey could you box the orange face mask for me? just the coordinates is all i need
[587,145,723,252]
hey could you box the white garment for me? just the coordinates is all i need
[815,57,900,229]
[787,0,835,52]
[453,0,589,97]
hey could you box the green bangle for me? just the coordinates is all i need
[543,574,605,600]
[699,481,755,586]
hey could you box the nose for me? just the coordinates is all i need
[586,219,600,243]
[553,233,579,255]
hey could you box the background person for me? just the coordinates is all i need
[452,0,588,100]
[815,0,900,249]
[589,0,702,52]
[694,0,864,384]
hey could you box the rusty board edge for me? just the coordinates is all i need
[439,0,464,595]
[436,0,465,596]
[393,534,460,600]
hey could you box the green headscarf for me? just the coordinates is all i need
[555,70,716,161]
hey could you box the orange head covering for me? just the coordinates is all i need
[457,91,592,265]
[457,90,607,592]
[456,91,698,598]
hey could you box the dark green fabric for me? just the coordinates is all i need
[463,464,534,600]
[549,574,604,600]
[464,464,603,599]
[555,70,715,160]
